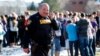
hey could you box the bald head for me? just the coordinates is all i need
[38,3,50,17]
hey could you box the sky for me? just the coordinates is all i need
[22,0,43,3]
[0,0,43,3]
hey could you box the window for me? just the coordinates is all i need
[96,0,100,2]
[95,0,100,5]
[79,1,83,4]
[72,1,76,4]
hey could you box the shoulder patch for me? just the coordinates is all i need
[27,20,32,25]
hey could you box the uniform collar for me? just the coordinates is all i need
[37,12,48,19]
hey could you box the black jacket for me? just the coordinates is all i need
[95,16,99,28]
[22,12,58,48]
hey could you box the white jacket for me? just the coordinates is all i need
[0,23,5,40]
[10,21,18,32]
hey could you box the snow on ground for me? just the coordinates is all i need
[1,46,30,56]
[0,46,100,56]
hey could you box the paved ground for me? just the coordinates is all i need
[96,48,100,56]
[0,46,100,56]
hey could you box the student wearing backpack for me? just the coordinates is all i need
[51,12,62,56]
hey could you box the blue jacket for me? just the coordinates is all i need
[66,23,78,41]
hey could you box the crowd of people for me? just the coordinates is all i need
[50,11,100,56]
[0,3,100,56]
[0,11,30,49]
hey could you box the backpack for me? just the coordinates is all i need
[77,19,89,37]
[55,19,62,37]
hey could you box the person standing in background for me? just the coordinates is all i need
[0,15,7,47]
[50,12,62,56]
[65,20,78,56]
[87,15,95,56]
[9,13,18,47]
[94,11,100,47]
[0,17,5,53]
[76,13,90,56]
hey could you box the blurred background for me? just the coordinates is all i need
[0,0,100,15]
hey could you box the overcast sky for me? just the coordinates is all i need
[0,0,43,3]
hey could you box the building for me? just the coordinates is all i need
[86,0,100,13]
[59,0,88,12]
[59,0,100,13]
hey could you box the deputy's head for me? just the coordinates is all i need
[38,3,50,17]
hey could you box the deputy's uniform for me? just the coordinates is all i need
[22,12,58,56]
